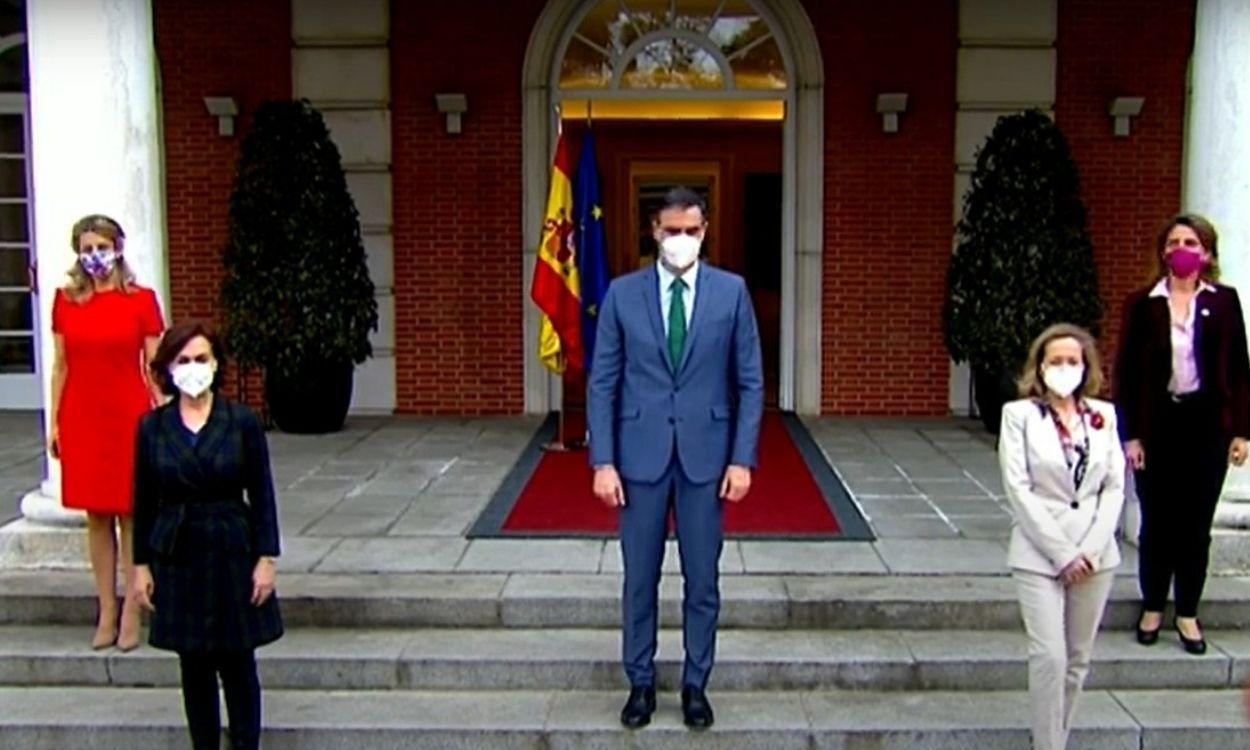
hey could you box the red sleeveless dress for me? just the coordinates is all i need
[53,286,164,514]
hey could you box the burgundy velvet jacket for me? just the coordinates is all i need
[1114,281,1250,445]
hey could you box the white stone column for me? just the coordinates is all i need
[1183,0,1250,535]
[18,0,167,526]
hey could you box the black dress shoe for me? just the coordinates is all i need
[1175,620,1207,655]
[620,686,656,729]
[681,686,714,730]
[1136,609,1161,645]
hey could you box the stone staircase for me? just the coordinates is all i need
[1,570,1248,748]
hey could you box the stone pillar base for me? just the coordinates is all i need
[0,485,88,570]
[1215,500,1250,529]
[0,517,87,570]
[1209,463,1250,574]
[1211,528,1250,575]
[1120,469,1142,545]
[19,483,85,526]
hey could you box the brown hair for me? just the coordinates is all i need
[149,320,228,396]
[1155,213,1220,281]
[656,185,709,222]
[64,214,139,302]
[1017,323,1105,399]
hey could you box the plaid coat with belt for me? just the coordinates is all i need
[133,395,283,653]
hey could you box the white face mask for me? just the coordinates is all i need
[171,362,215,398]
[1042,364,1084,398]
[660,233,701,269]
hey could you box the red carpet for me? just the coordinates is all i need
[501,412,841,535]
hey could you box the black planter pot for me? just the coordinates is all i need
[973,365,1019,435]
[265,362,354,434]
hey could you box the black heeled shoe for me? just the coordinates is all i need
[1174,619,1207,655]
[1135,610,1161,646]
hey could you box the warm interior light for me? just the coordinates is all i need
[560,98,785,121]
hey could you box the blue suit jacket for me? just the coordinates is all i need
[587,263,765,484]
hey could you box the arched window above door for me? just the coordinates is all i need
[559,0,788,91]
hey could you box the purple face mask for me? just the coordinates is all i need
[1165,248,1205,278]
[79,249,118,278]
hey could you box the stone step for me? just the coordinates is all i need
[1,625,1246,693]
[5,570,1250,630]
[0,685,1245,749]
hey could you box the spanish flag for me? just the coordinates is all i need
[531,133,583,373]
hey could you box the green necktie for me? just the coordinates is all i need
[668,277,687,370]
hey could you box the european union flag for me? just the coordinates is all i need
[575,130,609,370]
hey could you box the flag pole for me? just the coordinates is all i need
[543,367,568,452]
[564,101,589,452]
[543,361,584,452]
[541,103,580,453]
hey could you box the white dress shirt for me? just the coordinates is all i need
[1149,277,1216,394]
[658,259,698,335]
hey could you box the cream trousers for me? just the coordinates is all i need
[1013,569,1115,750]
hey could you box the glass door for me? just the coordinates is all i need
[626,160,720,273]
[0,93,36,408]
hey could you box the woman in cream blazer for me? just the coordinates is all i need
[999,323,1126,750]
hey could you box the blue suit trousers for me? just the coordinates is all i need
[620,455,723,689]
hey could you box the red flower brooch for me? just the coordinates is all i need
[1088,410,1105,430]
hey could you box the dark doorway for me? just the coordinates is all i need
[743,172,782,406]
[564,119,783,405]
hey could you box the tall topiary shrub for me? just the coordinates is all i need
[221,99,377,433]
[943,110,1103,432]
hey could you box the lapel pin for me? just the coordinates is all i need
[1201,308,1210,317]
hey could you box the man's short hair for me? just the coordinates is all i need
[657,186,708,221]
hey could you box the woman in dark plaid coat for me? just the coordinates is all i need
[131,321,282,750]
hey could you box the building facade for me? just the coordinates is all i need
[1,0,1245,422]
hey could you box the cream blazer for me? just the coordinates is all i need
[998,398,1126,576]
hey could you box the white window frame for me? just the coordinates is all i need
[0,58,39,408]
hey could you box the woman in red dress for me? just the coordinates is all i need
[49,215,164,650]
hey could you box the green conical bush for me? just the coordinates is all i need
[943,110,1103,428]
[220,100,378,383]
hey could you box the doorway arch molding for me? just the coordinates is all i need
[521,0,824,414]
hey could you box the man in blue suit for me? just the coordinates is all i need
[587,186,764,730]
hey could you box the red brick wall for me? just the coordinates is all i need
[152,0,1194,417]
[391,1,545,414]
[806,0,958,415]
[394,1,959,416]
[153,0,290,400]
[1056,0,1194,376]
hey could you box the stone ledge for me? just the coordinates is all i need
[5,570,1250,630]
[0,519,85,570]
[0,624,1243,693]
[4,686,1245,750]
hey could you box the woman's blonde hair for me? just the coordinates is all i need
[1017,323,1105,399]
[64,214,137,302]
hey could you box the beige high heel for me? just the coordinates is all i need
[116,596,142,652]
[91,609,118,650]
